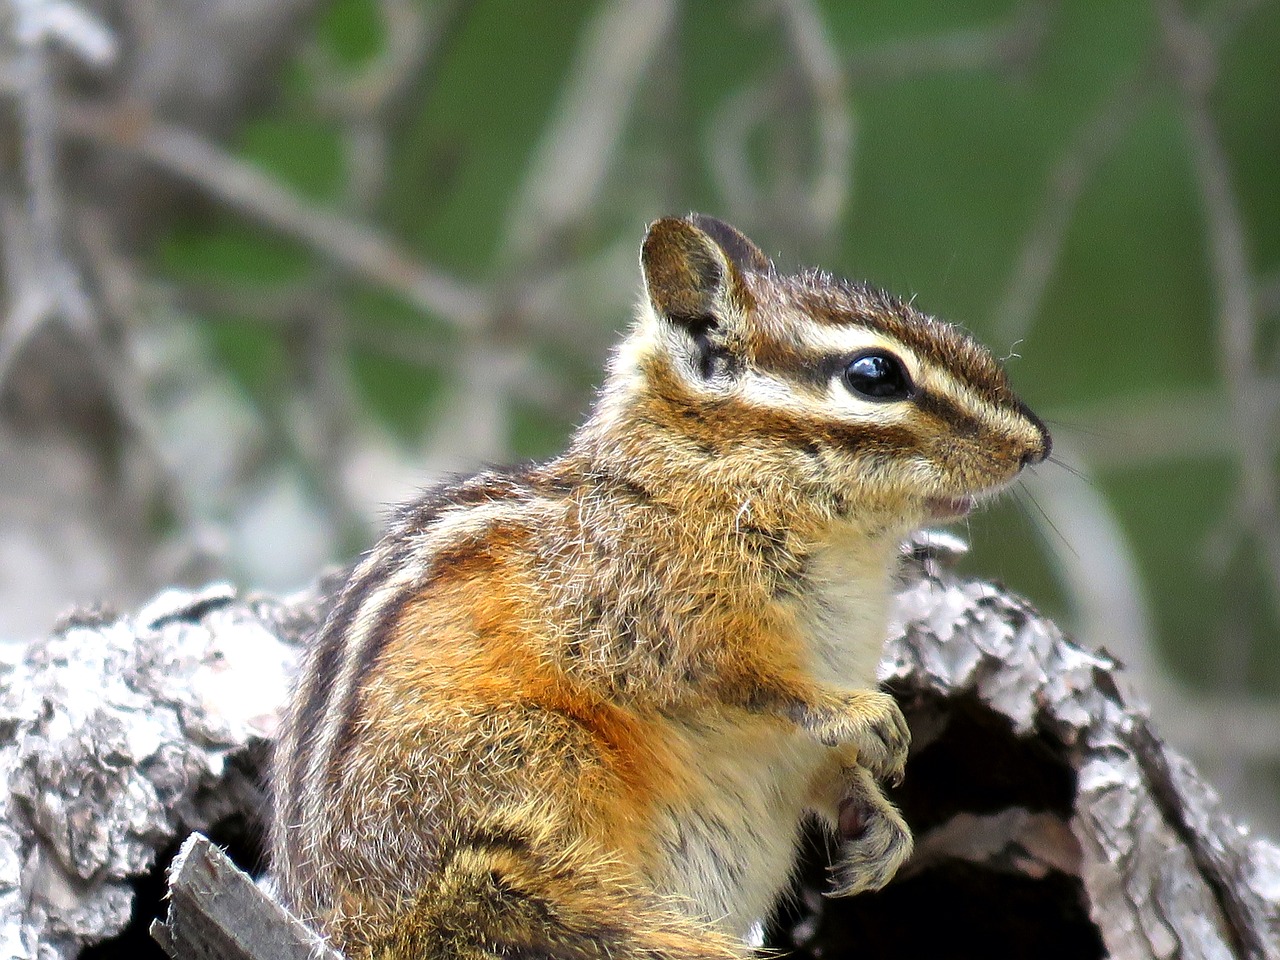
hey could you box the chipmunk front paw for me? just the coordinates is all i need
[828,774,913,897]
[802,690,909,784]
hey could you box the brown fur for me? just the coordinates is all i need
[272,215,1050,959]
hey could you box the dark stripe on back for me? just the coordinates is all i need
[278,539,410,832]
[392,469,530,533]
[282,468,528,830]
[320,574,422,798]
[440,824,534,863]
[322,519,524,800]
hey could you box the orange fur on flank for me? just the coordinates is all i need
[272,214,1051,960]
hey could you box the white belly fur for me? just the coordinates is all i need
[796,535,895,689]
[645,720,827,939]
[646,538,896,938]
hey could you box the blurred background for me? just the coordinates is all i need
[0,0,1277,833]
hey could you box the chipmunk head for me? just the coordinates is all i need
[586,214,1050,539]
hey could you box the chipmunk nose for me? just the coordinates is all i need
[1019,422,1052,468]
[1018,401,1049,471]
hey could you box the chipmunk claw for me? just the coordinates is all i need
[801,690,910,783]
[846,691,910,784]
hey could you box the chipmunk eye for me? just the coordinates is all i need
[843,350,912,401]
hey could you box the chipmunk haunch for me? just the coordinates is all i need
[271,214,1050,959]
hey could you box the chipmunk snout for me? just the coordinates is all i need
[1018,421,1052,468]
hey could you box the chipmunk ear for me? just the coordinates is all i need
[640,215,763,332]
[686,214,771,274]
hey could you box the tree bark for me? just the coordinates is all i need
[0,559,1274,959]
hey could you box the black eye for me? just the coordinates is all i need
[842,350,912,400]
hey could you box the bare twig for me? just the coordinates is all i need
[58,101,491,330]
[846,0,1055,83]
[993,68,1153,341]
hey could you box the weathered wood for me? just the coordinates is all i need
[0,581,328,960]
[151,834,341,960]
[878,568,1280,960]
[0,557,1274,959]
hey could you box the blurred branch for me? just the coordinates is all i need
[0,0,111,385]
[707,77,770,228]
[58,100,492,330]
[311,0,427,117]
[185,283,589,420]
[1260,268,1280,318]
[312,0,476,123]
[1049,386,1278,469]
[845,0,1054,83]
[281,2,486,547]
[776,0,854,239]
[993,68,1153,342]
[1159,0,1280,611]
[1023,441,1157,699]
[503,0,677,261]
[1028,433,1280,766]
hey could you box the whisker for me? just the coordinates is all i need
[1039,416,1108,441]
[1044,455,1098,489]
[1008,485,1036,533]
[1018,482,1080,561]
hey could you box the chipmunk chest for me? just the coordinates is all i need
[640,719,823,939]
[793,539,894,689]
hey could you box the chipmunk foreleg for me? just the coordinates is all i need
[828,764,913,897]
[731,678,910,784]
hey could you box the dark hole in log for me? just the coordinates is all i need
[80,811,267,960]
[891,689,1077,829]
[81,744,271,960]
[78,839,177,960]
[763,692,1105,960]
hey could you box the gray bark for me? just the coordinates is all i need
[0,559,1273,959]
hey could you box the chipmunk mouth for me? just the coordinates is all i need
[924,495,975,522]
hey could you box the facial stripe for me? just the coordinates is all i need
[640,342,968,441]
[641,298,1041,461]
[769,276,1015,406]
[912,390,981,437]
[642,355,923,458]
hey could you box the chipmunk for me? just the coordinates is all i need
[271,214,1050,960]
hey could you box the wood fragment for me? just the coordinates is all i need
[152,834,342,960]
